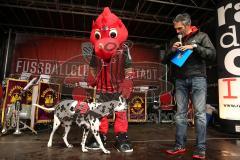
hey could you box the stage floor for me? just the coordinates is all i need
[0,123,240,160]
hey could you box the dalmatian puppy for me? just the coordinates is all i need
[33,97,126,154]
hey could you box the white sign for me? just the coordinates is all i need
[235,125,240,132]
[218,77,240,120]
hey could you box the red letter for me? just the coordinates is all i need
[223,78,237,99]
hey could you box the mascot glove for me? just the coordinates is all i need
[76,102,89,114]
[125,71,136,80]
[118,79,133,99]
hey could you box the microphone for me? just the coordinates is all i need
[177,34,183,46]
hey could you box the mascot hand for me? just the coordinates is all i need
[76,102,89,114]
[118,79,133,99]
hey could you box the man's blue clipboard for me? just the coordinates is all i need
[171,49,193,67]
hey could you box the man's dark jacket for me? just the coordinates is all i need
[162,27,216,79]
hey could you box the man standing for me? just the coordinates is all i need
[163,13,216,159]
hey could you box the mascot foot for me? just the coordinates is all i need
[85,134,107,150]
[115,132,133,153]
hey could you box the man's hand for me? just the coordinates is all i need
[171,42,182,52]
[118,79,133,99]
[178,45,194,51]
[172,42,182,48]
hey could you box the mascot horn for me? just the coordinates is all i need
[90,7,128,61]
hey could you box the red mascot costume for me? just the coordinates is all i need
[86,7,134,152]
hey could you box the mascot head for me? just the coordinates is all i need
[90,7,128,62]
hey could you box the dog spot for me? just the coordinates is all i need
[81,125,86,130]
[70,106,74,112]
[73,114,78,119]
[88,111,102,118]
[63,116,71,121]
[60,105,65,111]
[76,118,81,124]
[100,105,106,113]
[67,103,70,106]
[108,107,114,113]
[110,103,114,107]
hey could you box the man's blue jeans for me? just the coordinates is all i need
[174,77,207,151]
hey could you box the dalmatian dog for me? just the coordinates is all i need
[33,97,126,154]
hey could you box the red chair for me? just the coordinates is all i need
[158,92,176,123]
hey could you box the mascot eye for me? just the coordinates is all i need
[109,29,117,38]
[94,31,101,40]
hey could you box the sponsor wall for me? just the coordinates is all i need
[9,34,161,96]
[12,34,87,77]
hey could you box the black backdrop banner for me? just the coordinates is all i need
[217,0,240,78]
[217,0,240,121]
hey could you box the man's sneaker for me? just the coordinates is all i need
[166,146,186,155]
[115,132,133,153]
[85,133,107,150]
[192,150,206,159]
